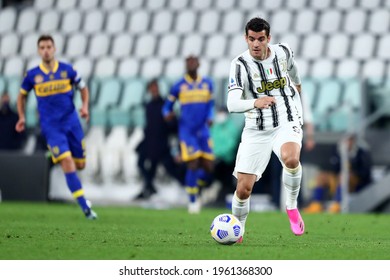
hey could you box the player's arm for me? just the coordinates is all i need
[79,86,90,122]
[15,91,27,133]
[162,85,178,122]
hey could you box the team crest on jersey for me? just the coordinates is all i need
[60,71,68,78]
[279,59,288,72]
[49,74,55,80]
[34,75,44,84]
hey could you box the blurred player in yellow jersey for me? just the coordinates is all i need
[162,56,215,214]
[15,34,97,219]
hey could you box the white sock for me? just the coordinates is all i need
[283,163,302,210]
[232,191,250,233]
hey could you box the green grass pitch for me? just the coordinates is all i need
[0,202,389,260]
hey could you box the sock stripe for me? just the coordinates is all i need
[72,189,85,198]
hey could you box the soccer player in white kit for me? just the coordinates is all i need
[227,17,306,241]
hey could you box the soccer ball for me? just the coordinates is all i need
[210,213,243,245]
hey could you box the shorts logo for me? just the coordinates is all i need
[229,78,236,88]
[257,77,286,93]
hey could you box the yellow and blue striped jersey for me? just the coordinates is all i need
[163,74,214,129]
[20,60,83,127]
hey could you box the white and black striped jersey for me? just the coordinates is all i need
[228,43,303,131]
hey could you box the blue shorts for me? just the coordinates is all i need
[179,125,214,162]
[42,120,85,164]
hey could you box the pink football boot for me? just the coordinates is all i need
[286,208,305,236]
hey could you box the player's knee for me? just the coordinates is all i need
[76,162,85,170]
[283,157,299,169]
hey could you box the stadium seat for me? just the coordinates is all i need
[83,10,105,34]
[368,10,390,34]
[56,0,77,10]
[310,0,332,9]
[204,35,227,59]
[168,0,190,10]
[213,59,231,78]
[181,34,203,57]
[158,34,180,59]
[228,34,247,58]
[5,76,21,107]
[0,33,19,57]
[277,34,300,56]
[123,0,143,10]
[344,9,367,34]
[133,34,157,59]
[191,0,212,10]
[315,79,342,115]
[165,58,185,79]
[318,10,342,34]
[174,10,197,34]
[342,78,362,110]
[61,10,82,34]
[79,0,100,10]
[221,10,244,35]
[301,78,318,109]
[116,78,146,124]
[3,57,24,77]
[105,10,127,34]
[237,0,259,11]
[261,0,284,11]
[294,10,317,34]
[360,0,381,9]
[301,34,324,59]
[20,33,39,58]
[271,10,293,34]
[25,91,38,128]
[101,0,122,10]
[336,59,361,78]
[111,34,133,58]
[198,10,220,34]
[51,33,65,56]
[361,60,386,79]
[0,75,5,95]
[215,0,235,11]
[0,8,17,35]
[128,10,150,34]
[73,57,94,80]
[334,0,357,9]
[117,58,140,78]
[141,58,164,79]
[89,34,110,58]
[285,0,308,10]
[145,0,167,10]
[295,58,309,78]
[151,10,173,34]
[326,34,350,60]
[311,59,334,78]
[351,34,375,60]
[377,35,390,59]
[198,58,211,77]
[66,33,88,58]
[94,57,117,78]
[26,57,41,71]
[16,8,38,34]
[34,0,55,10]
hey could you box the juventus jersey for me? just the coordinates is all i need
[228,43,302,131]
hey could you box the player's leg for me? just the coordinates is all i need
[232,133,272,241]
[274,123,304,235]
[179,127,203,213]
[67,123,97,219]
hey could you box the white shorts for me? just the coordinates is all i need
[233,121,302,181]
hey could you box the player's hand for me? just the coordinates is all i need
[295,84,302,94]
[254,96,276,109]
[164,112,175,122]
[15,118,25,133]
[80,106,89,123]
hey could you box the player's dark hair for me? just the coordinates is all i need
[245,17,270,36]
[37,34,55,46]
